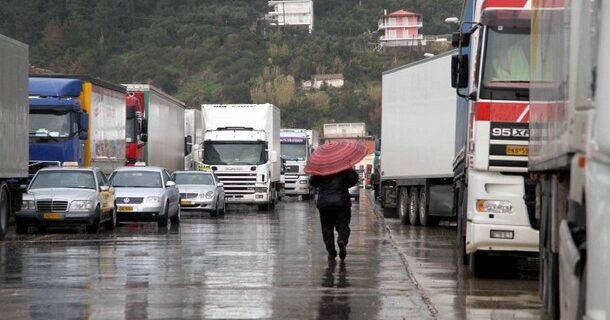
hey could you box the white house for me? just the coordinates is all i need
[267,0,314,33]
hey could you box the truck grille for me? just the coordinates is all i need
[215,172,257,195]
[37,200,68,212]
[285,165,299,173]
[488,122,529,172]
[116,197,144,204]
[180,193,198,199]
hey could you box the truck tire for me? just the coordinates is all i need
[470,251,493,277]
[0,186,8,240]
[398,188,410,225]
[408,187,420,226]
[418,188,430,226]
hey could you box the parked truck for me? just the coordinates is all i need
[529,0,609,318]
[0,34,29,239]
[199,104,281,210]
[380,51,457,226]
[125,91,146,165]
[124,84,186,172]
[29,74,126,175]
[306,129,320,150]
[450,0,539,275]
[184,109,202,170]
[280,129,313,199]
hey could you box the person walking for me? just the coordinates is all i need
[310,168,359,261]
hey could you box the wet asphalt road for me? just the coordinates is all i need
[0,192,545,319]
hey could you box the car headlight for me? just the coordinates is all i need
[205,191,214,199]
[476,200,513,214]
[69,200,94,211]
[145,196,163,204]
[21,200,35,210]
[255,187,267,193]
[299,180,308,184]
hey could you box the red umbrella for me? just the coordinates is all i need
[305,141,368,176]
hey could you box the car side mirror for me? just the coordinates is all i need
[217,182,224,188]
[100,186,110,192]
[140,133,148,142]
[20,184,28,190]
[166,181,176,187]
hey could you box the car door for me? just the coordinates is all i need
[96,170,114,216]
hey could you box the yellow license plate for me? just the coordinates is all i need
[181,199,193,205]
[197,164,212,171]
[118,206,134,212]
[506,145,529,156]
[43,213,63,220]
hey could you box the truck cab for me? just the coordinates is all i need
[280,129,312,199]
[125,92,147,165]
[28,78,89,172]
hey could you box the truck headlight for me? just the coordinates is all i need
[476,200,513,214]
[69,200,94,211]
[255,187,268,193]
[21,200,35,210]
[205,191,214,199]
[299,180,308,184]
[145,196,163,204]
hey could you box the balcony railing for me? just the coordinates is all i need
[380,35,424,41]
[378,20,423,29]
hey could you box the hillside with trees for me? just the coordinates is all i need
[0,0,462,134]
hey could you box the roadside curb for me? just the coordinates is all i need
[364,190,439,319]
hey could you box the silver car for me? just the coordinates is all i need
[109,166,180,227]
[15,167,116,234]
[173,171,226,216]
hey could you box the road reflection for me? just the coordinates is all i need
[318,261,351,319]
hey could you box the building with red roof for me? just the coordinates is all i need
[378,9,425,47]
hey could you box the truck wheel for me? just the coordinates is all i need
[0,186,8,240]
[470,251,491,277]
[398,188,410,225]
[418,188,430,226]
[408,187,420,226]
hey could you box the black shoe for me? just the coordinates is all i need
[328,250,337,261]
[338,241,347,260]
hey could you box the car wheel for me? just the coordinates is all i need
[220,200,226,215]
[86,207,101,234]
[105,209,117,230]
[157,203,169,227]
[15,223,28,235]
[171,204,181,224]
[408,187,420,226]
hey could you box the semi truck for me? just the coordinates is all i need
[125,91,146,165]
[29,74,126,175]
[184,109,202,170]
[280,129,313,199]
[124,84,186,172]
[0,34,29,239]
[450,0,539,275]
[306,129,320,150]
[529,0,609,318]
[380,51,457,226]
[199,104,281,210]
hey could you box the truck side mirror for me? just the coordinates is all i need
[451,32,470,48]
[451,54,469,89]
[141,119,148,134]
[140,133,148,142]
[79,112,89,140]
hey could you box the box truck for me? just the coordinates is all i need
[450,0,538,276]
[199,104,281,210]
[29,74,126,175]
[0,34,29,239]
[124,84,186,172]
[380,50,457,226]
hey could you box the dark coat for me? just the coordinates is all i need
[310,169,359,209]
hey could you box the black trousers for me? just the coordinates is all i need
[318,205,351,253]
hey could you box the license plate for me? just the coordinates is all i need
[506,145,529,156]
[43,213,63,220]
[181,199,193,205]
[118,206,134,212]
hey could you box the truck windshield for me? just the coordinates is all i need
[30,170,96,190]
[203,141,267,165]
[174,173,214,185]
[29,110,74,138]
[110,171,163,188]
[480,25,530,99]
[281,143,307,161]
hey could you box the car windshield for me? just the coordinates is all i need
[110,171,163,188]
[281,142,307,161]
[174,173,214,185]
[30,170,96,190]
[203,141,267,165]
[29,110,74,138]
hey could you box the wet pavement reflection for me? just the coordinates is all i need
[0,192,547,319]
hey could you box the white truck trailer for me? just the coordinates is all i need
[530,0,610,318]
[380,50,457,226]
[125,84,186,172]
[306,129,320,150]
[184,109,202,170]
[0,34,29,239]
[200,104,281,210]
[280,129,313,199]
